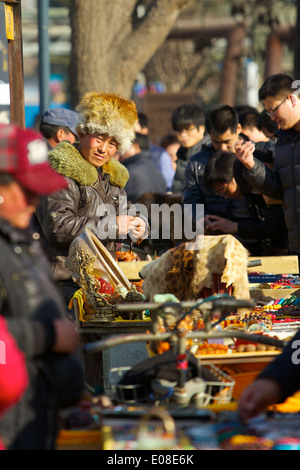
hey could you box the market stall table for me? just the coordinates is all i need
[199,350,280,400]
[72,293,151,395]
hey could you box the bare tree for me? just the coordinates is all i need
[143,0,298,105]
[69,0,194,106]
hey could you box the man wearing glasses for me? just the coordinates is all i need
[236,73,300,259]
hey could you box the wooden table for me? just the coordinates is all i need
[199,350,280,365]
[199,351,280,400]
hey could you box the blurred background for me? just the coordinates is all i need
[18,0,300,143]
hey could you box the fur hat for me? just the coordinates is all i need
[76,92,138,155]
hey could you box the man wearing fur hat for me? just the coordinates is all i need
[34,92,147,304]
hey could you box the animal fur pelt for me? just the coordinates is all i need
[76,92,138,155]
[49,141,129,188]
[140,234,250,302]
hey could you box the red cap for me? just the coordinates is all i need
[0,124,68,195]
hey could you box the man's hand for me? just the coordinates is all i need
[52,318,80,354]
[128,216,147,241]
[116,215,147,241]
[205,215,238,234]
[238,378,282,420]
[235,139,256,170]
[116,214,135,236]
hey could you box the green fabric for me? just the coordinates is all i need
[49,141,129,188]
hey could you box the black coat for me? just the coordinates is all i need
[183,143,288,255]
[172,136,209,193]
[183,143,233,221]
[241,128,300,254]
[0,219,83,449]
[238,192,288,254]
[122,151,167,203]
[259,327,300,403]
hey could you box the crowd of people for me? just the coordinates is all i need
[0,72,300,448]
[34,83,294,261]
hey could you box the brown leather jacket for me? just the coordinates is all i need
[35,141,136,281]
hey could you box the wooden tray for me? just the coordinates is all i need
[199,351,280,360]
[248,256,299,274]
[250,288,300,300]
[117,260,150,280]
[55,430,102,450]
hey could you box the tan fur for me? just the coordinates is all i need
[140,251,173,299]
[140,235,250,302]
[49,141,129,188]
[76,92,138,154]
[191,235,250,300]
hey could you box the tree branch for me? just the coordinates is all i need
[116,0,194,76]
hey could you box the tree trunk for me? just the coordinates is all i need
[294,0,300,80]
[69,0,193,107]
[219,23,246,106]
[265,32,282,78]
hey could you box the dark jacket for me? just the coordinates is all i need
[35,141,134,282]
[0,316,28,450]
[183,142,287,255]
[122,150,167,202]
[0,219,83,449]
[242,128,300,253]
[183,143,233,220]
[238,192,288,254]
[234,156,288,254]
[172,135,210,193]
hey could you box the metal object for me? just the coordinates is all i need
[38,0,50,115]
[84,295,285,354]
[83,294,286,408]
[84,328,285,354]
[247,259,262,268]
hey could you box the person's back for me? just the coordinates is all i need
[135,112,174,190]
[121,132,167,202]
[171,103,208,193]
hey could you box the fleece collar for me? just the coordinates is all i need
[48,141,129,188]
